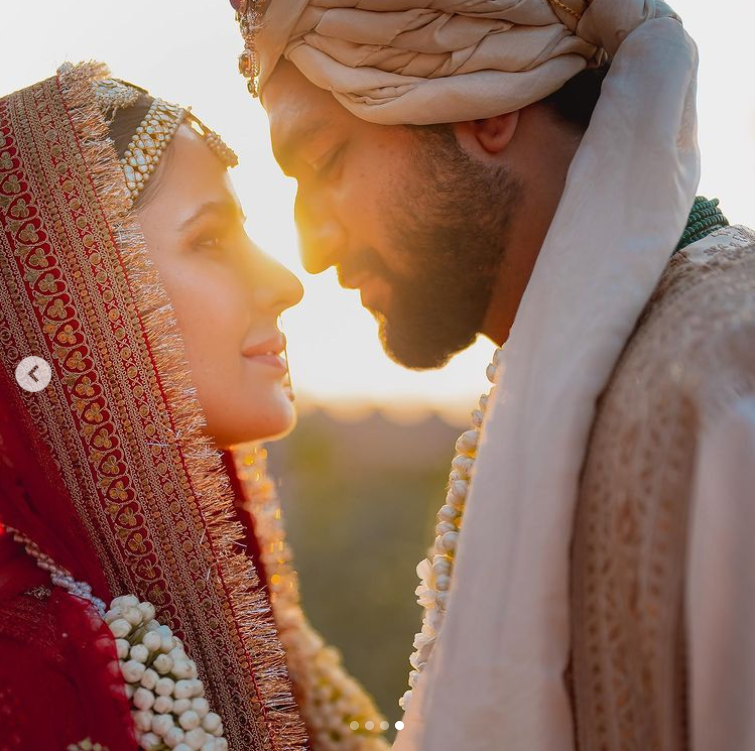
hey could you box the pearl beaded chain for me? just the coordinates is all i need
[400,347,502,713]
[8,529,107,617]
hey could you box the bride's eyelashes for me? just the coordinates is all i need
[191,223,230,252]
[194,232,224,251]
[191,216,248,253]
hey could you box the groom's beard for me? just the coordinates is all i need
[372,133,522,370]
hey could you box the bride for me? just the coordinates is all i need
[0,62,387,751]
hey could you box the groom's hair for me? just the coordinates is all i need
[544,65,608,131]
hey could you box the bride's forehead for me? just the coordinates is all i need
[161,125,231,181]
[172,124,222,159]
[139,126,240,221]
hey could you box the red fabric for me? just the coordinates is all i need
[0,551,136,751]
[0,367,136,750]
[223,451,269,589]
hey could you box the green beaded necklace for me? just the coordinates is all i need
[676,196,729,251]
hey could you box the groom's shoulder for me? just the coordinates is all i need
[598,225,755,436]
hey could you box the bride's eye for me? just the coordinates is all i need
[194,226,228,252]
[189,212,247,253]
[195,233,223,251]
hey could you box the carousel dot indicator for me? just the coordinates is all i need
[395,721,405,731]
[350,721,360,731]
[15,356,52,393]
[365,721,374,731]
[380,721,390,731]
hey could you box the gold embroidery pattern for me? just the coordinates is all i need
[0,64,306,751]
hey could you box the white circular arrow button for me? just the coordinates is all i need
[15,356,52,393]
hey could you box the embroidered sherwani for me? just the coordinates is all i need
[571,225,755,750]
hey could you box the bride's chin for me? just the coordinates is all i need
[258,396,298,442]
[204,390,297,449]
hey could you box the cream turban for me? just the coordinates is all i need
[256,0,680,124]
[250,3,700,750]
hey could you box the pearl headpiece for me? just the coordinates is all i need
[95,80,239,205]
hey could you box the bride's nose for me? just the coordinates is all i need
[253,249,304,314]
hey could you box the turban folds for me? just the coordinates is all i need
[256,0,679,124]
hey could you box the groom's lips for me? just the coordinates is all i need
[343,273,388,313]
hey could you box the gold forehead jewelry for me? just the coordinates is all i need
[116,90,239,205]
[233,0,271,97]
[186,111,240,170]
[121,98,186,202]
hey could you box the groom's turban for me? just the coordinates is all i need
[251,0,679,125]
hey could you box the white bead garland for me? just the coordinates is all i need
[105,595,228,751]
[6,528,229,751]
[400,347,503,713]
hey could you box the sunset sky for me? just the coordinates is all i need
[3,0,753,420]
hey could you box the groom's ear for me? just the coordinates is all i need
[451,112,520,159]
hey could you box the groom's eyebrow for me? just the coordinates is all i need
[272,119,330,175]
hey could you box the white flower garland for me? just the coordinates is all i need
[106,596,227,751]
[400,347,502,712]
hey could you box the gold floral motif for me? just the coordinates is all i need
[9,199,30,218]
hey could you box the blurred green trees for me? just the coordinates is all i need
[267,408,464,730]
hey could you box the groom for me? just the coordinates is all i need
[233,2,755,750]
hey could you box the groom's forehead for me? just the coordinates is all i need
[263,61,357,168]
[262,60,338,120]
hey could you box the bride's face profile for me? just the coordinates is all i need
[135,124,303,448]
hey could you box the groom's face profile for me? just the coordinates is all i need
[263,61,521,369]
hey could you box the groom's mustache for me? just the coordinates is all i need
[336,248,396,291]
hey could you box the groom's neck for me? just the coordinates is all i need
[481,104,584,346]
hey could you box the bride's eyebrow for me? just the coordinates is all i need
[178,200,244,232]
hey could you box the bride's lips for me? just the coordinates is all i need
[242,333,287,372]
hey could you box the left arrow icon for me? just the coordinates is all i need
[15,357,52,393]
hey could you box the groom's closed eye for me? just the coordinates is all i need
[311,143,345,180]
[271,118,333,178]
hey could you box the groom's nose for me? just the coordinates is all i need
[295,193,346,274]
